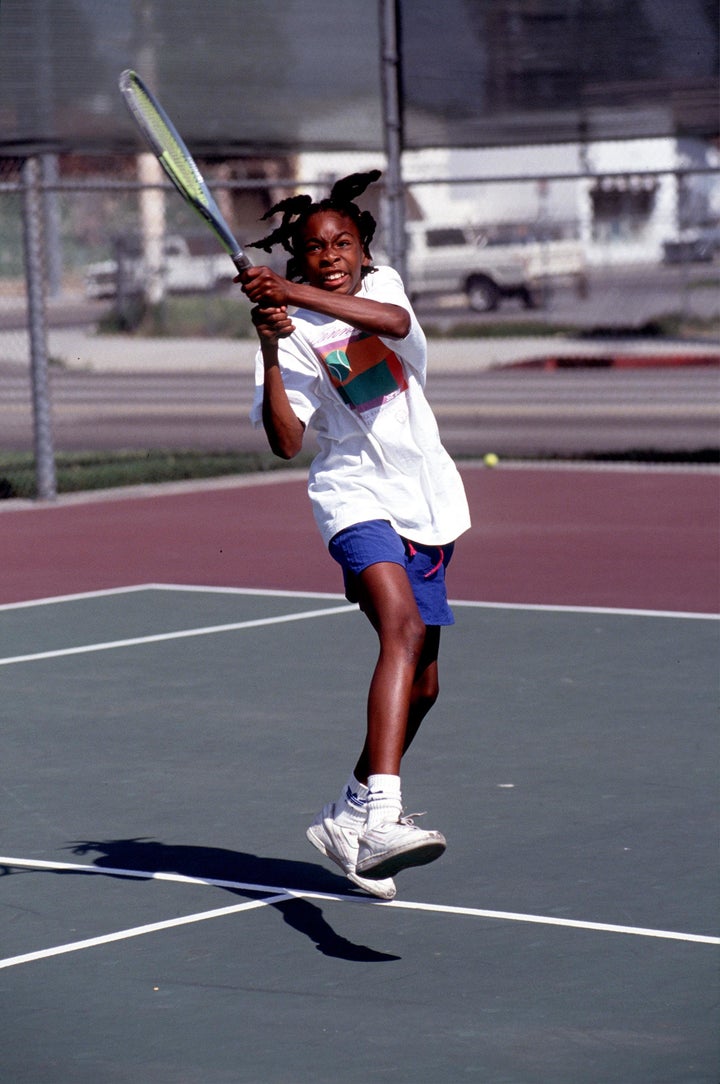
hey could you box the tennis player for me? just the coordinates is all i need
[239,172,470,899]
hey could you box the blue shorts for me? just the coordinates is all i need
[328,519,455,626]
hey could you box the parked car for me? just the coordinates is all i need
[662,227,720,265]
[474,223,587,294]
[401,223,586,312]
[403,224,532,312]
[84,234,235,300]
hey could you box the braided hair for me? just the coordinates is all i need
[248,170,381,281]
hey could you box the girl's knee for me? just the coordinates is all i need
[402,610,427,655]
[380,608,426,660]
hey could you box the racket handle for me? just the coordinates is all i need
[232,251,253,273]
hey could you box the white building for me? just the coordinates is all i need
[297,136,719,266]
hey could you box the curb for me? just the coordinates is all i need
[500,352,720,370]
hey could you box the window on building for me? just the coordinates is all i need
[590,176,658,243]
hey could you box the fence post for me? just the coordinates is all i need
[21,156,57,502]
[379,0,407,285]
[41,153,63,298]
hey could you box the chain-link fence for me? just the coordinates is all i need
[2,149,718,355]
[400,168,720,334]
[0,157,26,364]
[0,155,301,358]
[1,147,718,494]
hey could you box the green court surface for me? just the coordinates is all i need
[1,585,718,1083]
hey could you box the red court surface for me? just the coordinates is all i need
[1,464,718,613]
[2,465,718,1084]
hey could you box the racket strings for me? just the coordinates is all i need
[120,70,243,261]
[130,85,207,206]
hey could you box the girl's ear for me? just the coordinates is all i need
[360,253,375,279]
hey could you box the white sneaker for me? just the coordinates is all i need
[356,815,446,880]
[306,803,397,900]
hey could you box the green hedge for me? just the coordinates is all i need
[97,295,255,338]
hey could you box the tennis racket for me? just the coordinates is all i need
[119,69,252,274]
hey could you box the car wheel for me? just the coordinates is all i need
[466,275,500,313]
[519,285,538,309]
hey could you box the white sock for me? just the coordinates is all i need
[333,774,369,828]
[366,773,402,829]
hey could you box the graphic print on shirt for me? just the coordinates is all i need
[314,329,408,419]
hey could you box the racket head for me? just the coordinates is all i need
[119,70,250,269]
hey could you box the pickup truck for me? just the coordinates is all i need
[403,224,586,312]
[84,234,235,300]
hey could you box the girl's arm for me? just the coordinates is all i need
[252,306,305,460]
[241,267,410,340]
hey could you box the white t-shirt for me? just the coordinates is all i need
[250,265,471,547]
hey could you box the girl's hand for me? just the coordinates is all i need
[251,304,295,344]
[238,266,290,306]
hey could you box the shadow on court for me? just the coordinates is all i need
[2,838,401,964]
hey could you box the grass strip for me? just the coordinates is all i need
[2,446,716,502]
[96,295,255,338]
[0,450,313,500]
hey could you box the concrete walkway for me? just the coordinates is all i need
[28,328,720,374]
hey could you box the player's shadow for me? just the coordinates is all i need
[51,837,400,963]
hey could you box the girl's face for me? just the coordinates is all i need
[298,210,370,295]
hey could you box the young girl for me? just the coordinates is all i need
[239,172,470,900]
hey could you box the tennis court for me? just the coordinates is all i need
[1,465,718,1082]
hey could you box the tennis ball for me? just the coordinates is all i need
[483,452,499,468]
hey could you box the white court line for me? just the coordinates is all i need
[0,892,294,970]
[104,583,720,620]
[383,898,720,945]
[148,582,347,601]
[0,856,716,970]
[1,582,716,621]
[451,599,719,621]
[147,583,720,620]
[0,583,347,612]
[0,584,157,612]
[0,604,356,667]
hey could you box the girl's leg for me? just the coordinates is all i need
[305,559,445,893]
[404,623,441,753]
[353,623,441,783]
[350,562,438,783]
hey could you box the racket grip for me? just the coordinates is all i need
[232,251,253,273]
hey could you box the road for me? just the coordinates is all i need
[0,260,717,334]
[1,263,717,459]
[414,263,720,331]
[2,364,717,459]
